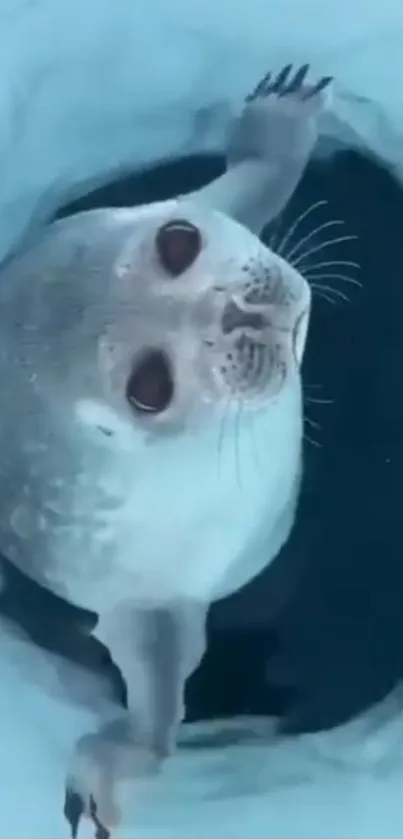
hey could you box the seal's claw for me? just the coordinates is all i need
[269,64,293,94]
[63,786,111,839]
[245,72,269,102]
[252,69,271,98]
[303,75,333,99]
[89,796,111,839]
[65,722,161,839]
[279,64,310,96]
[65,731,122,839]
[64,787,84,839]
[246,63,332,108]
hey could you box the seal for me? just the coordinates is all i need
[0,64,331,836]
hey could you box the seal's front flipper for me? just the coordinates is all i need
[64,603,206,835]
[192,64,333,236]
[102,603,206,759]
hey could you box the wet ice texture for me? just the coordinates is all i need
[2,617,403,839]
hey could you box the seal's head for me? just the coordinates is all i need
[54,200,311,441]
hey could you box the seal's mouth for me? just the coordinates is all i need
[125,349,174,415]
[200,278,311,402]
[221,299,266,334]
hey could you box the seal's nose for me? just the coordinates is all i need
[156,219,201,277]
[218,270,311,372]
[221,299,266,334]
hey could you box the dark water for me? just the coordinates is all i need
[2,147,403,733]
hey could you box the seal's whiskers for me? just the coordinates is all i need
[299,259,360,273]
[290,234,359,269]
[303,271,362,289]
[303,412,323,448]
[217,395,233,484]
[302,384,334,447]
[216,395,247,495]
[233,396,244,493]
[246,408,264,483]
[273,199,328,256]
[305,394,334,406]
[303,428,323,448]
[305,415,321,431]
[283,218,346,263]
[310,283,351,305]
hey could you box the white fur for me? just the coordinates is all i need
[64,375,302,613]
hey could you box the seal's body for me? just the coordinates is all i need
[0,65,332,834]
[0,203,306,614]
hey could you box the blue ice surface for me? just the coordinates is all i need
[1,0,403,836]
[2,610,403,839]
[0,0,401,263]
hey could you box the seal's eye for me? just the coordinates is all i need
[155,219,201,277]
[126,349,174,415]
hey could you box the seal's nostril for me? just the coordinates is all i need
[156,219,201,277]
[126,349,174,415]
[222,300,266,334]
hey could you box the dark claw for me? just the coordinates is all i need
[303,75,333,100]
[254,70,272,98]
[280,63,310,96]
[89,796,111,839]
[246,63,332,105]
[64,788,84,839]
[63,787,111,839]
[245,70,271,102]
[269,64,293,94]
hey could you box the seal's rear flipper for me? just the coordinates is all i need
[191,64,333,236]
[64,603,207,835]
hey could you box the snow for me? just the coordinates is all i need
[0,0,403,262]
[2,615,403,839]
[2,0,403,836]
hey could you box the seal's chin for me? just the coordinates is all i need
[74,398,143,448]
